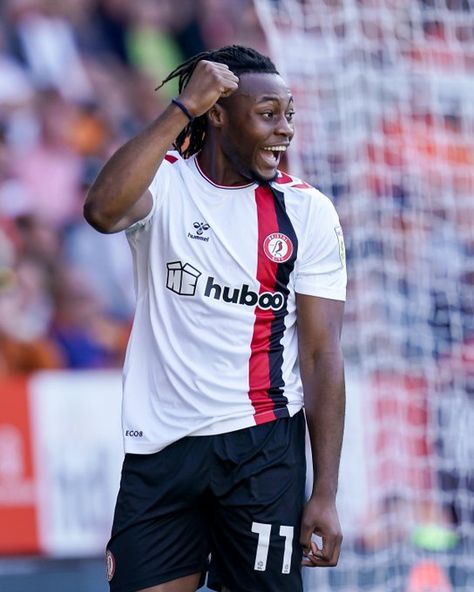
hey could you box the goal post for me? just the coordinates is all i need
[254,1,474,590]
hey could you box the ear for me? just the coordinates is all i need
[207,103,227,128]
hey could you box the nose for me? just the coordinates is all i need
[275,114,294,138]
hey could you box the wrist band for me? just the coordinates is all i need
[171,98,194,122]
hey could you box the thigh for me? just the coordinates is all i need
[107,437,212,592]
[208,411,306,592]
[136,572,202,592]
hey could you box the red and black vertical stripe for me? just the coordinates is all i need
[248,184,298,424]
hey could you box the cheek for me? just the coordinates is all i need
[224,135,255,162]
[221,121,267,164]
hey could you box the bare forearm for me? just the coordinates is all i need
[84,103,188,232]
[301,349,345,498]
[296,274,345,565]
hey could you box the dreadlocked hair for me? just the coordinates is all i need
[156,45,279,159]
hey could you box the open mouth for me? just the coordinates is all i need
[260,145,288,168]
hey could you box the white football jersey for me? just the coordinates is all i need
[122,152,346,453]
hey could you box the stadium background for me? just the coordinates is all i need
[0,0,472,591]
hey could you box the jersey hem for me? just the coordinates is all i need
[191,403,302,436]
[122,404,304,454]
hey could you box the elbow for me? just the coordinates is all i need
[83,197,117,234]
[299,346,344,380]
[300,344,342,366]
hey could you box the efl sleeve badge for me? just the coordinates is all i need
[334,225,346,268]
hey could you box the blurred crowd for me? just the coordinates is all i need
[0,0,266,374]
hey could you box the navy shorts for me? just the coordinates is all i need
[106,410,306,592]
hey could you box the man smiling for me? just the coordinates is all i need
[84,45,347,592]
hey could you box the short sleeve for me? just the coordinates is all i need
[126,151,179,233]
[295,191,347,301]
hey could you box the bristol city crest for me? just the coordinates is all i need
[263,233,294,263]
[106,549,115,581]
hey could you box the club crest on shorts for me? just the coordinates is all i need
[106,549,115,581]
[263,233,293,263]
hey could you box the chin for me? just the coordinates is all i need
[250,168,278,184]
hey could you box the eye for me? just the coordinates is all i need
[286,111,295,122]
[261,111,274,119]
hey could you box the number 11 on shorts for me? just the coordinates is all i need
[251,522,294,574]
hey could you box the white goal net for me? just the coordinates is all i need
[255,1,474,591]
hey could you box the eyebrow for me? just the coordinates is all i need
[256,95,294,104]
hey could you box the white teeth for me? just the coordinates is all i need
[262,146,287,152]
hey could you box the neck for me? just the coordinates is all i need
[197,142,251,187]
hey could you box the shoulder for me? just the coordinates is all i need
[272,170,313,191]
[161,151,201,180]
[162,150,183,166]
[146,150,186,208]
[271,170,336,212]
[150,150,186,188]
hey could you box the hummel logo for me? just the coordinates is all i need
[193,222,210,235]
[188,222,210,242]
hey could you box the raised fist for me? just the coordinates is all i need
[177,60,240,118]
